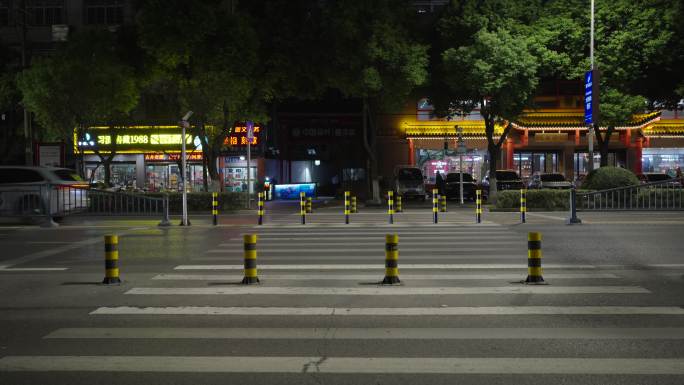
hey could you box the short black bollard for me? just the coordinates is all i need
[476,190,482,223]
[351,195,357,214]
[241,234,259,284]
[387,191,394,224]
[396,195,402,213]
[300,191,306,225]
[257,192,264,225]
[520,189,526,223]
[382,234,400,285]
[567,187,582,224]
[344,191,350,224]
[432,188,439,224]
[524,232,546,284]
[306,197,313,214]
[103,235,121,285]
[212,192,218,226]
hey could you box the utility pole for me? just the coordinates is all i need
[17,0,33,165]
[587,0,596,173]
[180,111,193,226]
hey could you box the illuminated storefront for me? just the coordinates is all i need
[381,97,682,185]
[75,124,265,191]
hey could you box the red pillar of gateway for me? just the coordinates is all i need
[633,137,643,174]
[505,138,514,169]
[408,138,415,165]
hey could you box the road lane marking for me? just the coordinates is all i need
[90,306,684,316]
[44,327,684,340]
[125,286,649,295]
[174,264,596,270]
[152,273,620,281]
[3,356,684,374]
[0,267,68,271]
[207,247,521,254]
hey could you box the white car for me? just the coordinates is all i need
[0,166,88,218]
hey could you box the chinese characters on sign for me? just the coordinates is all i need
[144,153,203,162]
[225,125,260,146]
[291,127,356,138]
[584,70,600,125]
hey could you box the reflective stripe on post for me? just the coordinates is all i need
[440,195,447,213]
[525,232,545,284]
[351,196,357,214]
[257,192,264,225]
[387,191,394,224]
[432,188,439,224]
[103,235,121,285]
[306,197,313,214]
[382,234,400,284]
[212,192,218,226]
[300,192,306,225]
[242,234,259,284]
[476,190,482,223]
[520,189,526,223]
[344,191,350,224]
[396,195,402,213]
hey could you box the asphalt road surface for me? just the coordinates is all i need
[1,202,683,384]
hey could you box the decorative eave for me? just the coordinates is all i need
[642,119,684,138]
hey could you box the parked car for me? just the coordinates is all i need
[637,173,673,184]
[0,167,88,219]
[444,172,477,200]
[528,172,573,189]
[482,170,524,193]
[637,172,682,187]
[393,166,426,200]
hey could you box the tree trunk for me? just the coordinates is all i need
[103,159,112,187]
[487,142,499,203]
[362,97,380,203]
[202,154,209,192]
[595,125,614,167]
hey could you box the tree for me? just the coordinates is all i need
[137,0,266,192]
[319,0,429,202]
[438,27,540,202]
[536,0,681,166]
[18,29,140,185]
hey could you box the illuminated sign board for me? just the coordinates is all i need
[75,125,198,154]
[225,124,260,146]
[144,153,203,162]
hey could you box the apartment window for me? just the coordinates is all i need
[27,0,63,25]
[85,0,123,25]
[0,0,10,26]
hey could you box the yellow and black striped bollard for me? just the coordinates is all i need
[387,190,394,224]
[351,195,357,214]
[432,188,439,224]
[440,195,447,213]
[306,196,313,214]
[103,235,121,285]
[300,191,306,225]
[241,234,259,284]
[212,192,218,226]
[520,189,527,223]
[257,192,264,225]
[396,195,402,212]
[476,189,482,223]
[525,232,545,284]
[344,191,351,224]
[382,234,400,284]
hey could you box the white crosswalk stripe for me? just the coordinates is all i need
[10,221,684,381]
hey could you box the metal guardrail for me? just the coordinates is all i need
[576,178,684,211]
[0,184,170,226]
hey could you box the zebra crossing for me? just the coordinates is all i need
[2,221,684,382]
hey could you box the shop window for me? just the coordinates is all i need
[27,0,63,25]
[513,152,559,180]
[0,1,10,26]
[642,149,684,175]
[224,166,256,193]
[84,0,123,25]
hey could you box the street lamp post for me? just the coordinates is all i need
[456,126,466,205]
[180,111,193,226]
[246,121,254,209]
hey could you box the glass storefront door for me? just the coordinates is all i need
[513,152,559,180]
[145,163,206,192]
[86,162,137,187]
[642,149,684,175]
[224,166,257,192]
[417,149,486,184]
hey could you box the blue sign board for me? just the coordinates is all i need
[584,70,594,124]
[274,183,316,200]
